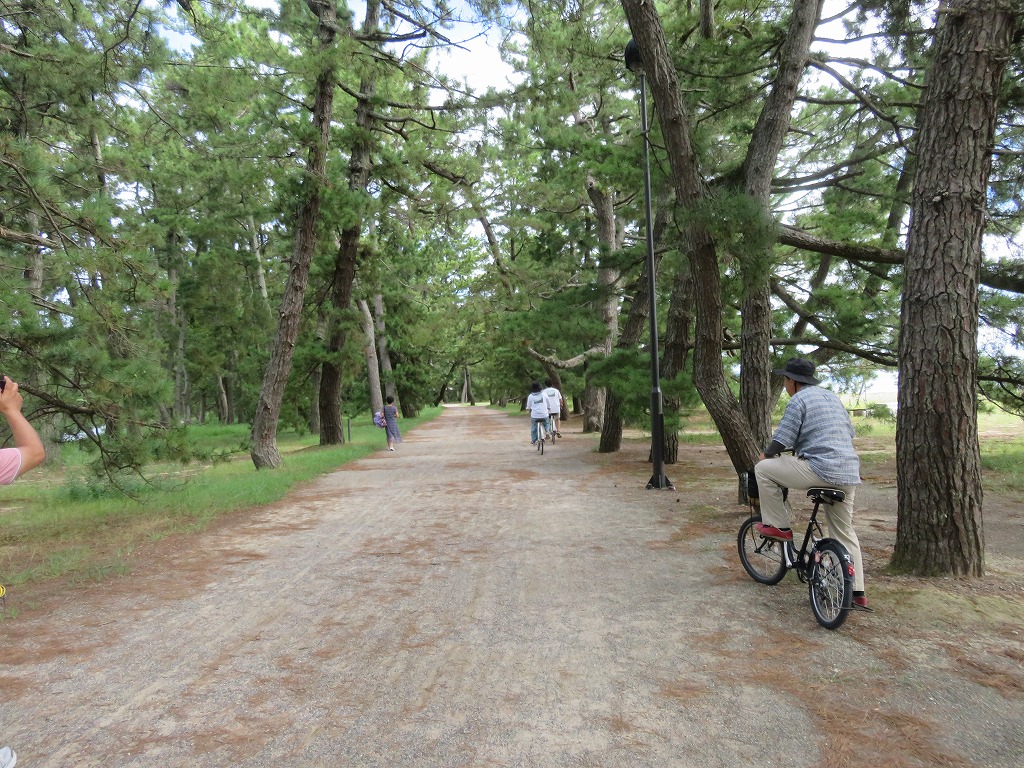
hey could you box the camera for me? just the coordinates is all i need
[0,375,6,392]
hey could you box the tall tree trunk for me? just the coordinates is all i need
[217,375,230,424]
[598,204,665,454]
[318,231,358,445]
[699,0,716,39]
[246,214,270,307]
[175,313,189,422]
[318,0,380,445]
[358,298,384,417]
[739,0,823,450]
[308,314,327,434]
[893,0,1017,577]
[621,0,760,473]
[250,0,337,469]
[598,390,625,453]
[227,350,239,424]
[583,175,622,434]
[434,361,457,407]
[661,264,695,464]
[374,294,397,403]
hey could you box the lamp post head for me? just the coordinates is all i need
[624,38,644,76]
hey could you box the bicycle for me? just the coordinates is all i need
[737,487,856,630]
[546,415,557,444]
[534,418,546,455]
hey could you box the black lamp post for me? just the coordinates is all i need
[625,38,673,490]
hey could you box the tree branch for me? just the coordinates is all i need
[777,223,1024,296]
[525,345,608,369]
[0,224,58,249]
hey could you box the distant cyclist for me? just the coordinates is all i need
[753,358,868,609]
[526,381,548,445]
[542,379,563,438]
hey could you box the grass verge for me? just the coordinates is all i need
[0,409,440,596]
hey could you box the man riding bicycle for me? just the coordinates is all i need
[753,358,868,609]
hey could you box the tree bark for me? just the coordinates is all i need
[433,361,457,407]
[250,0,337,469]
[359,298,384,417]
[246,215,271,307]
[462,366,475,404]
[598,390,625,453]
[318,231,358,445]
[893,0,1018,577]
[598,204,666,454]
[598,263,651,453]
[216,375,230,424]
[661,264,695,464]
[583,174,622,434]
[620,0,760,473]
[374,294,398,403]
[699,0,715,40]
[739,0,823,449]
[318,0,380,446]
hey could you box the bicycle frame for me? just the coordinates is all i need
[783,514,826,580]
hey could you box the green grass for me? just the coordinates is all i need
[980,441,1024,494]
[0,409,440,592]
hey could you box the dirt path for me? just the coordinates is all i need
[2,406,1022,767]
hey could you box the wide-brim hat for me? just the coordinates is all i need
[773,357,819,385]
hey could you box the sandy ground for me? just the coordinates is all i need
[1,405,1022,767]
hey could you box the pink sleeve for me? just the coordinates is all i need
[0,447,23,485]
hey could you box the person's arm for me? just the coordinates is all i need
[758,397,804,462]
[0,377,46,476]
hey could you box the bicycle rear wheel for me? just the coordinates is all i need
[808,540,853,630]
[737,515,787,585]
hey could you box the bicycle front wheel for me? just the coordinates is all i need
[737,515,787,585]
[808,540,853,630]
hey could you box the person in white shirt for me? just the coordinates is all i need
[542,379,563,438]
[526,381,549,444]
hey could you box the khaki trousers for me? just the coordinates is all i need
[754,456,865,592]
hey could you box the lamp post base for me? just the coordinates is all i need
[646,473,675,490]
